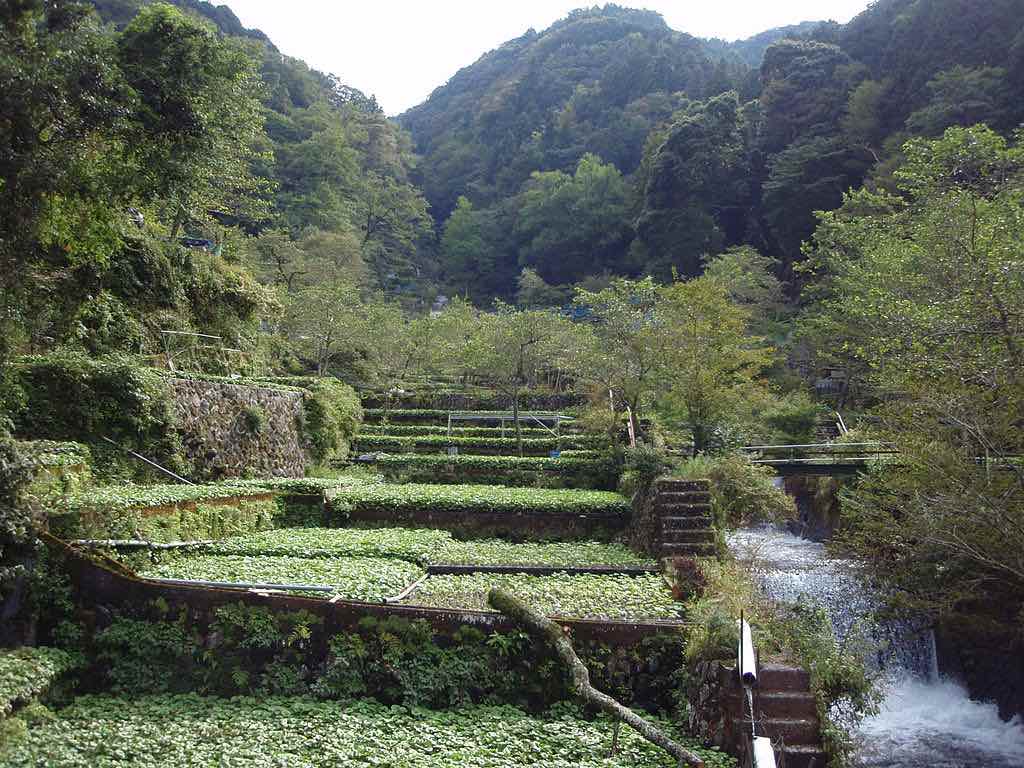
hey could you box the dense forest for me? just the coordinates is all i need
[1,0,1024,751]
[403,1,1024,300]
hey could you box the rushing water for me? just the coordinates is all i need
[728,526,1024,768]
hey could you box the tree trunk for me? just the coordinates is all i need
[512,381,523,457]
[487,588,705,768]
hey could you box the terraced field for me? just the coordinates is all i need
[1,695,735,768]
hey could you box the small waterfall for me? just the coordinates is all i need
[728,525,1024,768]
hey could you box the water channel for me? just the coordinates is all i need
[728,526,1024,768]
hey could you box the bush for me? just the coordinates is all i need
[297,378,362,465]
[0,429,38,642]
[0,647,76,717]
[11,353,183,481]
[676,452,793,528]
[761,392,824,444]
[618,445,672,498]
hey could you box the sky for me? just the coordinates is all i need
[224,0,873,115]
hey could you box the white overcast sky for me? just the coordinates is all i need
[223,1,873,115]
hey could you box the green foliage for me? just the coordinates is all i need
[51,483,276,541]
[371,452,620,490]
[328,481,629,518]
[618,445,674,498]
[141,554,422,599]
[355,434,596,455]
[0,428,37,616]
[801,126,1024,619]
[0,693,734,766]
[297,377,363,465]
[202,526,654,568]
[0,647,76,718]
[405,572,681,621]
[359,424,567,438]
[514,154,633,285]
[675,453,793,528]
[239,405,266,435]
[633,92,748,279]
[11,354,182,482]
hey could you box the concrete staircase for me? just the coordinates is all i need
[654,479,716,558]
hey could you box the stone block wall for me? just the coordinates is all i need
[167,378,309,479]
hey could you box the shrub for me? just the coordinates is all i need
[297,378,362,465]
[354,434,598,455]
[0,647,76,717]
[0,429,38,640]
[618,445,673,498]
[11,353,183,481]
[676,452,793,528]
[240,405,267,435]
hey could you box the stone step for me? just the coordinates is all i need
[761,718,821,747]
[660,542,716,557]
[655,502,713,516]
[656,490,711,504]
[757,663,811,692]
[781,745,829,768]
[656,479,710,493]
[660,515,713,530]
[732,717,820,747]
[757,691,818,720]
[660,529,716,545]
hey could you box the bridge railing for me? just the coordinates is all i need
[739,442,898,465]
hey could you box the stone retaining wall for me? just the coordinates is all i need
[167,378,309,479]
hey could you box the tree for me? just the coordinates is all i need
[658,276,775,454]
[800,125,1024,619]
[463,305,575,456]
[440,196,490,300]
[632,93,749,279]
[281,279,366,375]
[571,278,672,442]
[702,246,787,335]
[515,268,569,309]
[0,0,129,361]
[905,66,1009,136]
[117,3,272,235]
[514,154,632,285]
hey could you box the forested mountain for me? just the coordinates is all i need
[401,1,1024,302]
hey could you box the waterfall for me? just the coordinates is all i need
[728,525,1024,768]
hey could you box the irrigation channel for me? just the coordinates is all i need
[727,526,1024,767]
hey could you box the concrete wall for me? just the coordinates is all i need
[167,378,308,479]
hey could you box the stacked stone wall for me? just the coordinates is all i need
[167,378,308,479]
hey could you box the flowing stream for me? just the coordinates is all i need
[728,526,1024,768]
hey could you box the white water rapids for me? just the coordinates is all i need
[728,526,1024,767]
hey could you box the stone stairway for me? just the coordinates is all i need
[732,664,828,768]
[654,478,716,558]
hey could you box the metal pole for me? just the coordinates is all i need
[100,436,195,485]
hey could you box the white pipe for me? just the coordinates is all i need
[737,618,757,686]
[752,737,777,768]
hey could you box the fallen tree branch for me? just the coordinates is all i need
[487,587,704,768]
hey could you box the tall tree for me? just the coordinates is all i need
[801,125,1024,618]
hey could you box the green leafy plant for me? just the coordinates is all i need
[326,481,629,518]
[140,554,423,600]
[0,693,736,767]
[404,572,681,620]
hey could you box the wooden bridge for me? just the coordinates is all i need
[739,442,898,476]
